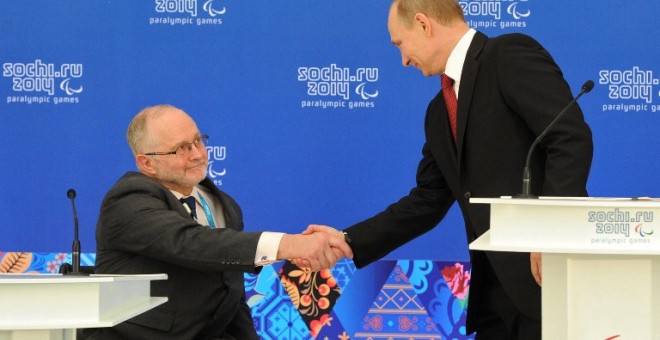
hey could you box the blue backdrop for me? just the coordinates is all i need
[2,0,659,262]
[2,1,659,339]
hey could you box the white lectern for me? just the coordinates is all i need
[469,197,660,339]
[0,274,167,340]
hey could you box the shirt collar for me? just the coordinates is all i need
[171,186,200,201]
[444,28,476,96]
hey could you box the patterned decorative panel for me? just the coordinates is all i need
[0,253,472,339]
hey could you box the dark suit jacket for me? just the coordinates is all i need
[80,172,261,340]
[344,32,593,332]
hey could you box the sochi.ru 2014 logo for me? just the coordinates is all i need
[461,0,531,30]
[206,145,227,186]
[2,59,83,105]
[588,209,655,246]
[298,63,379,110]
[599,66,660,113]
[150,0,226,26]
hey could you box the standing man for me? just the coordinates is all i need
[307,0,593,338]
[80,104,352,340]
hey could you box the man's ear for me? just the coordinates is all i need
[136,154,157,177]
[414,13,432,36]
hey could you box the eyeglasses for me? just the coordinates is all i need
[144,134,209,157]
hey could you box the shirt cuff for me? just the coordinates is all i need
[254,232,285,266]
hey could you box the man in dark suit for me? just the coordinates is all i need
[80,104,352,340]
[305,0,593,338]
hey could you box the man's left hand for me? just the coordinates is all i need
[531,252,542,286]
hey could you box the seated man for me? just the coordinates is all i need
[79,104,351,340]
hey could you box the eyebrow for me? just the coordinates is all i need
[170,133,202,149]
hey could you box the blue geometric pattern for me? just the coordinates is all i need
[355,260,470,340]
[328,257,357,292]
[404,261,473,340]
[247,262,312,340]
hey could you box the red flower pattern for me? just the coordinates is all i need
[309,313,333,338]
[441,263,471,299]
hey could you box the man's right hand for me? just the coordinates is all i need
[277,225,353,272]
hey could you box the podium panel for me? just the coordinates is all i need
[477,197,660,254]
[0,330,74,340]
[544,254,659,339]
[469,197,660,339]
[0,274,167,340]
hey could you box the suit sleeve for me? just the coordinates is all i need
[96,173,262,273]
[344,136,455,268]
[496,34,593,195]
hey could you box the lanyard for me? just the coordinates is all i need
[197,193,217,229]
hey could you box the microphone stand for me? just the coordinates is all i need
[65,188,89,276]
[516,80,594,198]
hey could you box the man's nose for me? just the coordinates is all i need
[402,55,410,67]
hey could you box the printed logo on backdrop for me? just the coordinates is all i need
[461,0,531,30]
[207,145,227,186]
[588,208,655,246]
[298,64,379,110]
[2,59,83,105]
[599,66,660,113]
[149,0,226,26]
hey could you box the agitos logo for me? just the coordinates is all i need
[634,223,654,237]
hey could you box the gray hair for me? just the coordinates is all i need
[126,104,178,156]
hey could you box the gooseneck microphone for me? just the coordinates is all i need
[65,188,88,276]
[516,80,595,198]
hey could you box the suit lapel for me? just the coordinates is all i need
[200,178,239,231]
[456,32,487,163]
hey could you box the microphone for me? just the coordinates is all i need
[65,188,88,276]
[516,80,595,198]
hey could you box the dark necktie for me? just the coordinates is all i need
[441,74,458,142]
[179,197,197,220]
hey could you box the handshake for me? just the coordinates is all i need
[277,224,353,272]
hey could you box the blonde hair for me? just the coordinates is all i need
[392,0,465,27]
